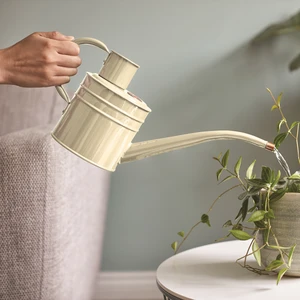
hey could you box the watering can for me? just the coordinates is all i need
[52,37,275,172]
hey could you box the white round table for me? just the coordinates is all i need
[156,240,300,300]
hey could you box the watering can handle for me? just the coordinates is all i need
[55,37,110,104]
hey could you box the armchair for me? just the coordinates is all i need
[0,85,110,300]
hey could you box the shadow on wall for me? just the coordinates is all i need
[144,32,300,140]
[104,31,300,270]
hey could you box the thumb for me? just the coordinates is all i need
[38,31,74,41]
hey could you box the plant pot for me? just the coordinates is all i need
[257,193,300,277]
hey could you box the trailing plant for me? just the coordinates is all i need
[171,89,300,284]
[252,10,300,72]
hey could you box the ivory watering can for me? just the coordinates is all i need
[52,37,275,172]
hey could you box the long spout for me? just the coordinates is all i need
[120,130,275,164]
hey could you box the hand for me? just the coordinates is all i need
[0,31,81,87]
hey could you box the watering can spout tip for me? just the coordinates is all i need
[265,142,276,152]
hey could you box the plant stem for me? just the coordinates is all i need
[269,89,300,163]
[243,226,262,230]
[175,183,243,254]
[207,184,243,213]
[270,228,288,267]
[224,168,246,187]
[215,233,231,242]
[238,264,269,275]
[264,189,271,211]
[175,220,203,254]
[269,90,294,135]
[296,124,300,165]
[236,237,266,263]
[235,238,268,275]
[243,238,254,266]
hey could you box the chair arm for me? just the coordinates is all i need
[0,125,110,300]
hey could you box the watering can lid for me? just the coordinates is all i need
[90,73,151,113]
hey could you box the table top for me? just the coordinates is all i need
[156,240,300,300]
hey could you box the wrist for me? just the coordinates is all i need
[0,49,10,84]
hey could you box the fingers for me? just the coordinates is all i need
[54,40,80,56]
[38,31,74,41]
[54,66,78,77]
[36,31,80,58]
[56,54,81,68]
[51,76,71,86]
[50,65,79,86]
[40,75,72,87]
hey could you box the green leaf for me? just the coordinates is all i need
[235,207,243,220]
[269,188,287,203]
[271,170,275,182]
[222,220,233,227]
[266,208,275,219]
[177,231,185,238]
[213,153,222,162]
[254,220,266,229]
[201,214,211,227]
[246,160,256,179]
[232,224,243,231]
[272,170,281,187]
[241,198,249,221]
[171,241,178,251]
[248,210,267,222]
[268,244,292,250]
[288,183,300,193]
[277,119,286,133]
[245,178,268,188]
[251,11,300,44]
[289,172,300,179]
[216,168,223,181]
[288,245,296,267]
[229,230,252,240]
[265,259,284,271]
[277,268,288,285]
[248,187,262,196]
[219,175,235,184]
[276,92,283,106]
[264,227,270,243]
[252,240,261,266]
[234,156,242,176]
[289,52,300,72]
[248,205,257,212]
[238,191,248,200]
[261,166,272,183]
[290,121,300,131]
[271,104,278,111]
[221,150,230,168]
[251,194,260,204]
[274,132,288,148]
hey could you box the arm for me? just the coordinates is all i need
[0,49,5,84]
[0,31,81,87]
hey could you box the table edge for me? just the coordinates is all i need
[156,278,191,300]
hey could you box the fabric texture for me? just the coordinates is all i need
[0,86,110,300]
[0,85,64,136]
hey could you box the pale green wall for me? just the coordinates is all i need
[1,0,300,271]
